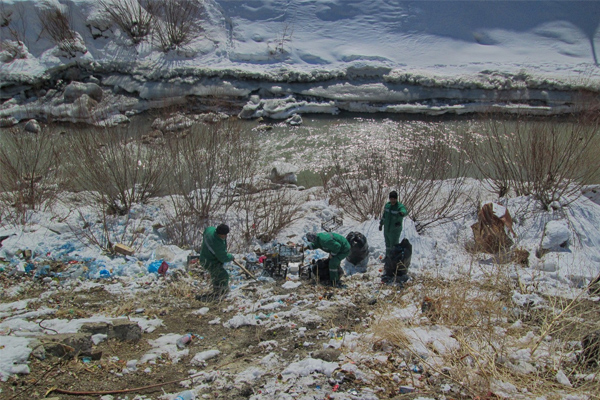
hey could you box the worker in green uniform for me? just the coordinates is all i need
[379,190,408,260]
[305,231,350,285]
[196,224,234,301]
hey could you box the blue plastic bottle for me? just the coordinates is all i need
[174,390,194,400]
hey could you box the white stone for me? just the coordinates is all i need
[541,220,570,250]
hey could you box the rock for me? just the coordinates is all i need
[556,369,572,387]
[110,319,142,342]
[269,161,298,184]
[151,113,194,132]
[43,333,93,357]
[285,113,302,126]
[541,220,571,250]
[24,119,41,133]
[312,348,341,362]
[0,116,18,127]
[64,81,103,103]
[71,94,98,120]
[79,322,110,336]
[581,330,600,366]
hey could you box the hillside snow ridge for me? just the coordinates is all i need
[0,0,599,124]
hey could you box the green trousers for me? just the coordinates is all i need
[384,228,402,259]
[201,260,229,292]
[329,247,350,282]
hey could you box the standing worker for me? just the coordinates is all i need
[379,190,408,260]
[196,224,234,301]
[305,232,350,286]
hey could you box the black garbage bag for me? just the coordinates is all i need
[310,258,344,283]
[311,258,331,282]
[384,238,412,278]
[345,231,369,265]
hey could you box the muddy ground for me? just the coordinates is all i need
[0,267,419,400]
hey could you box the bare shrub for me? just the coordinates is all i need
[0,2,10,28]
[0,127,63,224]
[97,0,155,45]
[0,40,27,62]
[327,121,471,232]
[390,124,471,232]
[234,183,303,244]
[162,119,257,248]
[0,1,27,45]
[151,0,204,53]
[37,1,84,57]
[270,21,293,55]
[327,149,387,222]
[465,112,600,210]
[68,126,168,213]
[69,204,149,253]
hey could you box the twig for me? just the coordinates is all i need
[46,376,184,396]
[9,359,63,400]
[38,318,58,334]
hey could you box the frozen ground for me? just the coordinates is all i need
[0,181,600,399]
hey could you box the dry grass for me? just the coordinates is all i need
[368,264,600,399]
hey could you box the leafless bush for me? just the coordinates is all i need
[97,0,155,45]
[37,1,83,57]
[327,150,387,222]
[160,204,205,250]
[465,111,600,210]
[391,126,471,232]
[162,119,257,248]
[69,204,148,254]
[68,126,168,214]
[0,127,63,224]
[0,2,10,28]
[0,40,27,62]
[327,121,471,232]
[3,2,28,46]
[270,21,293,55]
[234,183,303,244]
[152,0,204,53]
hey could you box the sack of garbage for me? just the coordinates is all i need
[383,238,412,278]
[310,258,344,284]
[345,231,369,266]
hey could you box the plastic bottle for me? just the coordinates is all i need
[176,333,193,349]
[174,390,195,400]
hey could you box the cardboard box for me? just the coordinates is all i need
[114,243,134,256]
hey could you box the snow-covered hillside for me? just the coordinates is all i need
[1,0,599,125]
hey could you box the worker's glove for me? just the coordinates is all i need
[378,223,383,231]
[395,222,401,227]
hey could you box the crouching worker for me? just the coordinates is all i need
[196,224,234,301]
[305,232,350,286]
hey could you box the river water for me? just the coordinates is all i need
[1,111,592,189]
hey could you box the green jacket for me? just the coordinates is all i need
[310,232,351,257]
[199,226,233,265]
[380,201,408,231]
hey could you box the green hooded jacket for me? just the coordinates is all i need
[380,201,408,233]
[199,226,234,266]
[310,232,351,257]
